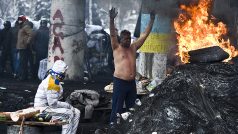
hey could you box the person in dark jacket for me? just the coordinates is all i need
[27,21,36,79]
[32,19,50,79]
[0,21,12,75]
[11,21,20,78]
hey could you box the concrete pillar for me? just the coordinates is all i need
[48,0,86,80]
[137,0,176,79]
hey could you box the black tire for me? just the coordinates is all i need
[188,46,229,63]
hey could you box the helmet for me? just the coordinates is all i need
[52,60,68,74]
[3,21,11,28]
[40,19,48,27]
[49,60,68,81]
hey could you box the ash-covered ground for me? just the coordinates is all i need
[0,74,112,134]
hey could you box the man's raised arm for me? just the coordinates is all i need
[109,7,119,50]
[133,12,155,50]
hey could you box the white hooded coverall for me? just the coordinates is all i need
[34,60,80,134]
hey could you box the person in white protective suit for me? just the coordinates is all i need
[34,60,80,134]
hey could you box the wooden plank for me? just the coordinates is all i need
[0,120,67,126]
[0,112,11,120]
[10,108,40,122]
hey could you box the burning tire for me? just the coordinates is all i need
[188,46,229,63]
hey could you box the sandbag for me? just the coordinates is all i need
[67,89,100,119]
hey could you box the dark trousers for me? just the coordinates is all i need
[110,77,137,123]
[27,49,36,78]
[11,48,19,75]
[18,49,28,80]
[0,49,11,73]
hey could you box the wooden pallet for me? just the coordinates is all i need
[0,120,67,126]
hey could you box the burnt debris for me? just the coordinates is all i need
[113,62,238,134]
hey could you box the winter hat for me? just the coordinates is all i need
[52,60,68,74]
[18,15,27,22]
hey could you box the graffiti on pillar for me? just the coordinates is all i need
[72,39,84,54]
[53,10,64,39]
[53,36,64,61]
[52,9,64,62]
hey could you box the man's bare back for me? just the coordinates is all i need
[109,7,155,81]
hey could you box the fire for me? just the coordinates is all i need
[174,0,238,63]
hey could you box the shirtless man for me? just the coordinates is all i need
[109,7,155,124]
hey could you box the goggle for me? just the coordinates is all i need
[49,69,65,81]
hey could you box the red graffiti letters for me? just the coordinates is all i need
[52,9,64,62]
[53,10,64,39]
[54,56,64,62]
[53,10,64,22]
[53,36,64,54]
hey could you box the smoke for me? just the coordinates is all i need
[141,0,178,17]
[86,0,142,34]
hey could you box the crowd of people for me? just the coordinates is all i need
[0,15,50,81]
[0,6,159,133]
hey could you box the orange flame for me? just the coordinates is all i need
[174,0,238,63]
